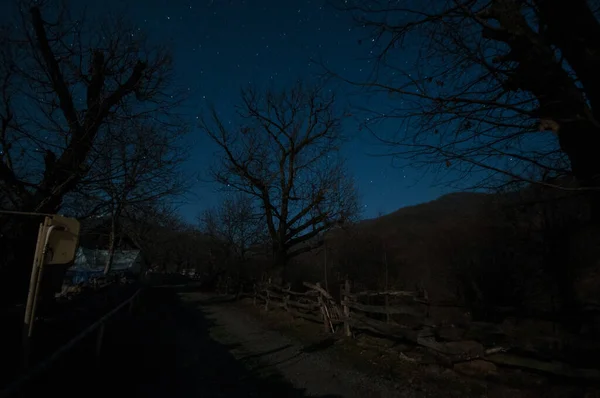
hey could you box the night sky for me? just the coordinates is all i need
[4,0,464,222]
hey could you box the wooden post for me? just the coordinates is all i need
[283,287,290,312]
[264,280,270,311]
[96,323,105,357]
[316,282,328,332]
[383,250,390,323]
[424,288,431,318]
[253,284,257,306]
[343,279,351,337]
[129,294,135,315]
[237,283,243,300]
[22,221,47,369]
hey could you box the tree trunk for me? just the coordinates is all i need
[103,215,118,276]
[272,248,288,283]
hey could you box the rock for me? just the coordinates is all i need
[454,360,497,377]
[417,337,485,362]
[437,325,466,341]
[443,340,485,358]
[465,322,507,345]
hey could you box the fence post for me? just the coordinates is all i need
[343,279,352,337]
[129,294,135,315]
[253,284,257,306]
[283,286,290,312]
[236,283,243,300]
[316,282,328,332]
[95,323,105,357]
[264,280,270,311]
[385,294,390,323]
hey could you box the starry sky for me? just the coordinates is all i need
[5,0,466,222]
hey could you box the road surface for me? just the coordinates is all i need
[95,288,415,397]
[11,287,593,398]
[19,287,464,397]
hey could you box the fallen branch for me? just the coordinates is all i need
[351,290,419,298]
[348,313,433,343]
[485,353,600,382]
[342,300,425,318]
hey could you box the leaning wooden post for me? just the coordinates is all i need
[343,279,352,337]
[316,282,328,332]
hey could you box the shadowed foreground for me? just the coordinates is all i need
[12,288,342,398]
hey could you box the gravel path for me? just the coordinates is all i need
[103,288,412,398]
[184,292,405,398]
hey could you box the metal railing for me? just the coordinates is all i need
[0,288,143,398]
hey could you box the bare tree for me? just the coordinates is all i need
[199,193,266,264]
[332,0,600,211]
[121,201,185,271]
[0,0,185,302]
[113,204,211,275]
[199,193,267,288]
[200,82,360,277]
[0,1,183,215]
[72,121,188,274]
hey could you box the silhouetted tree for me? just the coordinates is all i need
[334,0,600,215]
[201,82,360,277]
[118,203,210,274]
[0,0,185,304]
[199,193,267,264]
[65,121,188,274]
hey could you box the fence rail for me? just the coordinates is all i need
[250,280,342,332]
[0,288,143,398]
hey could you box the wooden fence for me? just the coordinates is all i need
[251,279,437,340]
[252,280,343,333]
[249,279,600,381]
[341,281,434,340]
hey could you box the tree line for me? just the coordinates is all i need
[1,0,599,309]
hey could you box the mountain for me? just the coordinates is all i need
[289,185,600,327]
[290,192,498,300]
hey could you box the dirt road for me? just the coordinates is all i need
[19,286,509,398]
[187,293,408,397]
[93,288,415,398]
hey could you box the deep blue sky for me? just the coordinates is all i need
[5,0,465,222]
[151,0,457,222]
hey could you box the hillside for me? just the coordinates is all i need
[289,188,599,328]
[291,192,498,297]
